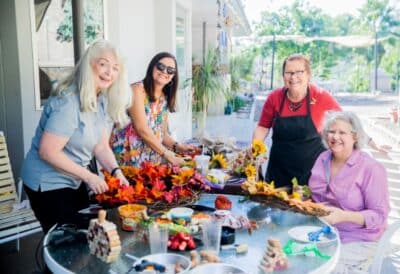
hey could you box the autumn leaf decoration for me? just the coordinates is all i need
[96,162,210,206]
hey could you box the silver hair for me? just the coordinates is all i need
[322,111,368,150]
[53,39,131,126]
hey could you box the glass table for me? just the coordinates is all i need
[43,194,340,274]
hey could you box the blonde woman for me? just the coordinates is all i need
[21,40,131,232]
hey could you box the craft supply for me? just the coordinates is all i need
[283,240,331,260]
[259,238,289,273]
[307,225,336,242]
[87,210,121,263]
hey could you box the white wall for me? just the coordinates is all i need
[107,0,156,83]
[106,0,193,141]
[16,0,42,154]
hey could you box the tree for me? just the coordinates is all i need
[56,0,103,44]
[356,0,400,90]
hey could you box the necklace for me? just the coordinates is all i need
[288,100,303,112]
[287,92,305,112]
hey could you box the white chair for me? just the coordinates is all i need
[370,221,400,274]
[0,131,42,250]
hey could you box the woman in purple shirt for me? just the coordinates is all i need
[309,111,389,273]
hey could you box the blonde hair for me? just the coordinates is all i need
[53,40,131,126]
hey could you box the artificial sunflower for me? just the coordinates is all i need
[209,154,228,169]
[252,139,266,157]
[244,164,256,179]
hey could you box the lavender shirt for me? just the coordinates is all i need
[309,150,389,243]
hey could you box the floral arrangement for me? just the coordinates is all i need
[229,139,267,179]
[96,162,210,207]
[209,154,228,169]
[241,179,329,217]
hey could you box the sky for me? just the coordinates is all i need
[243,0,367,23]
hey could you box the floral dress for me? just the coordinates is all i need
[110,94,168,167]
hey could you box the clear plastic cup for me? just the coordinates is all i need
[194,155,210,175]
[201,220,222,255]
[148,224,169,254]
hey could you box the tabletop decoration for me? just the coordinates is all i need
[241,180,330,217]
[87,210,121,263]
[209,153,228,169]
[259,238,289,273]
[214,195,232,210]
[96,162,210,210]
[228,139,267,180]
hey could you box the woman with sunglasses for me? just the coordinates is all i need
[110,52,195,167]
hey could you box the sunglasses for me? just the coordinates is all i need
[155,62,176,75]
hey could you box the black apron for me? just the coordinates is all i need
[266,88,325,188]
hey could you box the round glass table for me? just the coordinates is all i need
[43,194,340,274]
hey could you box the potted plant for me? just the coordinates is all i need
[189,48,226,137]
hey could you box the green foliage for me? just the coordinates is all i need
[347,55,371,92]
[56,0,103,44]
[190,48,226,113]
[232,96,247,112]
[251,0,400,92]
[229,48,257,94]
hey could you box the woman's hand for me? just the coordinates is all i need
[321,206,345,225]
[376,144,392,154]
[164,150,185,166]
[369,138,392,154]
[177,143,197,153]
[114,169,130,187]
[85,174,109,195]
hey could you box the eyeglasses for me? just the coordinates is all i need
[327,130,354,137]
[155,62,176,75]
[284,70,305,78]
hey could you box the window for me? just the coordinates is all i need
[33,0,105,109]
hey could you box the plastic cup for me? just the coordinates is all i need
[201,220,222,255]
[194,155,210,175]
[148,224,169,254]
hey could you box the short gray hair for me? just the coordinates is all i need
[322,111,368,150]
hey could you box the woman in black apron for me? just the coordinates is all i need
[266,88,325,187]
[253,54,342,188]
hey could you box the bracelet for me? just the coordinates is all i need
[110,167,121,177]
[172,142,179,153]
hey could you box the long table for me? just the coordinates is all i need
[43,194,340,274]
